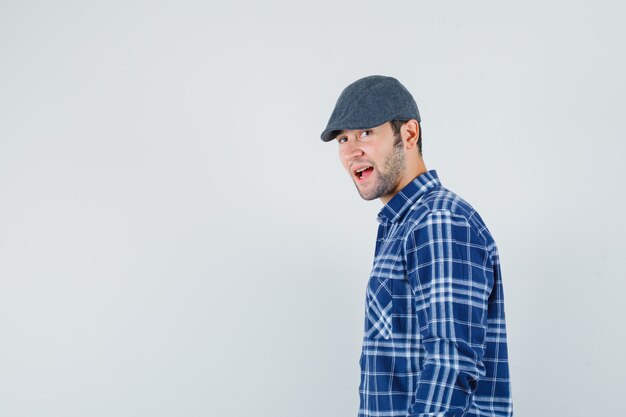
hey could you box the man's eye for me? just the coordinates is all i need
[359,130,372,138]
[337,137,348,144]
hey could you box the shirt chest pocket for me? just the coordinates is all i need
[365,274,394,340]
[365,250,411,340]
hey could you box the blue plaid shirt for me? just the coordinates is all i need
[359,170,513,417]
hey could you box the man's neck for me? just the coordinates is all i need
[379,164,428,206]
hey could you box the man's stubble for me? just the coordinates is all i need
[355,140,406,201]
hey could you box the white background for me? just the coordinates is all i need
[1,1,625,416]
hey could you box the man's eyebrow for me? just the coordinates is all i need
[333,130,347,140]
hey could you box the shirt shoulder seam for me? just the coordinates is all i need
[403,208,488,249]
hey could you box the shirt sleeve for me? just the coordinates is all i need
[404,210,493,417]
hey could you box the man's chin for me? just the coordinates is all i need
[354,184,380,201]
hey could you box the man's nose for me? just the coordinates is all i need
[342,137,364,161]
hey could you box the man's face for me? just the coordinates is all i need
[335,121,406,201]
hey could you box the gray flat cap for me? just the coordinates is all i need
[320,75,420,142]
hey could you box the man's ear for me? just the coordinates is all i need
[401,119,420,149]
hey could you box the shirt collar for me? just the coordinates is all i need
[376,169,441,225]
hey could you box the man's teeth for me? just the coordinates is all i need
[356,166,372,173]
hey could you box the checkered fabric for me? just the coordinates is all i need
[358,170,513,417]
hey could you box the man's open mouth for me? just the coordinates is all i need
[354,166,374,181]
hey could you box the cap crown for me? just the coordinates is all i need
[320,75,420,142]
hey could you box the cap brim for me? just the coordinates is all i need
[320,129,340,142]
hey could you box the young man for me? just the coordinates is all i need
[320,75,513,417]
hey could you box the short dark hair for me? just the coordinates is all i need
[389,120,422,156]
